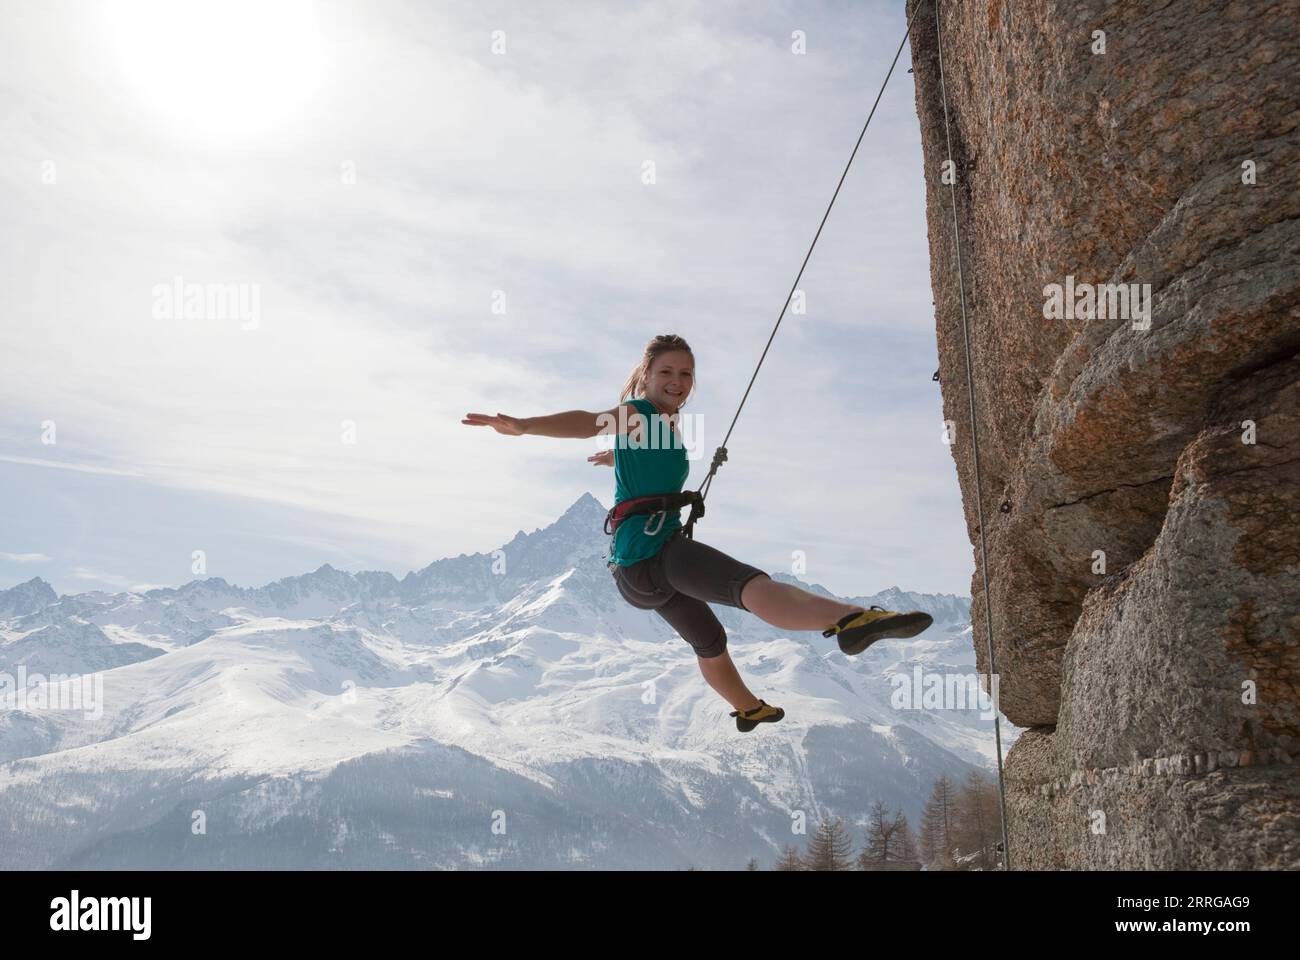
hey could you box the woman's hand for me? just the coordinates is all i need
[587,450,614,467]
[462,412,528,436]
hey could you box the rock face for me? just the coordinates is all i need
[906,0,1298,868]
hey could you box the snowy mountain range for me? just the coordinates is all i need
[0,492,1014,869]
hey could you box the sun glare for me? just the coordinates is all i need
[102,0,325,142]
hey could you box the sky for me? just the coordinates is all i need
[0,0,976,600]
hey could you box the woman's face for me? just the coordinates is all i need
[645,350,694,415]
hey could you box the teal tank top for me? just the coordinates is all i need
[606,397,690,565]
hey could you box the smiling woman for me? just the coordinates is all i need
[463,334,936,735]
[101,0,325,140]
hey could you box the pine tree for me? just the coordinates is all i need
[859,799,903,865]
[922,775,957,869]
[920,801,938,864]
[805,816,855,871]
[773,844,806,871]
[744,857,760,871]
[954,770,1001,869]
[896,814,918,862]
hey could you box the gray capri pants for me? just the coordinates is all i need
[607,528,770,658]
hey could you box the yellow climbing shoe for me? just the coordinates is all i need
[730,699,785,733]
[823,605,933,655]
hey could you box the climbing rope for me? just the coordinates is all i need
[934,0,1013,870]
[673,0,1014,871]
[682,3,919,537]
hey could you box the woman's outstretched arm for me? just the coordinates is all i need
[462,404,636,439]
[526,410,600,438]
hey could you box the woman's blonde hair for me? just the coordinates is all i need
[618,334,695,407]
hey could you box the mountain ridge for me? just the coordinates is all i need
[0,491,1004,870]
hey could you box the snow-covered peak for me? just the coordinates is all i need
[0,577,58,618]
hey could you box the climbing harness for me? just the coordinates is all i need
[934,0,1012,869]
[603,490,704,537]
[603,445,725,539]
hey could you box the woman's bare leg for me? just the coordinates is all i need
[740,574,862,631]
[700,580,863,715]
[697,651,762,712]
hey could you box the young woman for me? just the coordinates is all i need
[462,334,932,733]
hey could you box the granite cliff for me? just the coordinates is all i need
[906,0,1299,868]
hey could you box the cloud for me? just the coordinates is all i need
[65,566,168,594]
[0,1,972,596]
[69,567,137,590]
[0,455,146,478]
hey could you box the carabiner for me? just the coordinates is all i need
[642,510,667,536]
